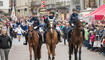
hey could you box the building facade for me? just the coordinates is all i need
[14,0,104,16]
[15,0,30,16]
[0,0,10,13]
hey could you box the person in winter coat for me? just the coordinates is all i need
[63,22,70,45]
[69,8,78,26]
[0,28,12,60]
[29,12,42,44]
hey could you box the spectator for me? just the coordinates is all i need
[0,28,12,60]
[63,22,70,45]
[16,25,24,42]
[90,31,95,50]
[69,8,78,26]
[84,26,89,47]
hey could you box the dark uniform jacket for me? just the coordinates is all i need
[69,13,78,24]
[30,16,40,27]
[0,35,12,49]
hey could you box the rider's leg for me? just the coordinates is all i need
[44,31,47,43]
[38,31,42,44]
[23,32,28,45]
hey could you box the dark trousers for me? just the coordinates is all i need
[38,31,42,44]
[84,40,89,47]
[64,33,67,45]
[0,49,10,60]
[24,32,28,44]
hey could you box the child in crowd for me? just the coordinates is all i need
[90,31,95,50]
[16,25,24,42]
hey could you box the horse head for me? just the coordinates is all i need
[27,22,34,38]
[75,20,82,31]
[27,22,34,31]
[47,18,55,33]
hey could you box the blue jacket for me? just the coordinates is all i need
[21,25,28,31]
[69,13,78,24]
[30,16,40,27]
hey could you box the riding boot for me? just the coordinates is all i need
[23,32,28,45]
[38,32,42,45]
[44,31,46,43]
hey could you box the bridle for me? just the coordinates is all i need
[48,17,55,33]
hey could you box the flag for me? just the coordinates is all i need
[11,5,17,21]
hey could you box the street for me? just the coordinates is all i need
[6,37,105,60]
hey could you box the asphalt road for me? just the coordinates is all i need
[1,37,104,60]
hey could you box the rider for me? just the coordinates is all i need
[44,11,61,43]
[29,12,42,43]
[69,8,78,27]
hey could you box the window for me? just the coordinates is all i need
[85,0,97,9]
[0,1,3,6]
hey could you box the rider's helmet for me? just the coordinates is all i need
[72,8,77,11]
[32,11,37,15]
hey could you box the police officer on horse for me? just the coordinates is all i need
[29,12,42,43]
[44,11,61,43]
[69,8,79,27]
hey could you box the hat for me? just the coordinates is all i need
[72,8,77,11]
[32,11,37,15]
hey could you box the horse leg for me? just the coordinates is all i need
[47,44,51,60]
[79,47,81,60]
[37,45,41,60]
[33,46,37,60]
[74,47,77,60]
[69,46,72,60]
[52,44,56,60]
[29,46,32,60]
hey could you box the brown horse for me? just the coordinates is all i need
[46,19,59,60]
[68,20,83,60]
[28,24,42,60]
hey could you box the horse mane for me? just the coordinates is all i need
[74,20,81,37]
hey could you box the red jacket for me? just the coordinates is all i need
[90,34,95,42]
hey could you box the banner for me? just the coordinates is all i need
[11,6,17,21]
[0,0,9,9]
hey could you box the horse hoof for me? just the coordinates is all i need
[38,58,40,60]
[48,58,51,60]
[35,58,37,60]
[48,58,50,60]
[52,57,55,60]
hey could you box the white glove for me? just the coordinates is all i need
[34,26,38,29]
[72,23,74,26]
